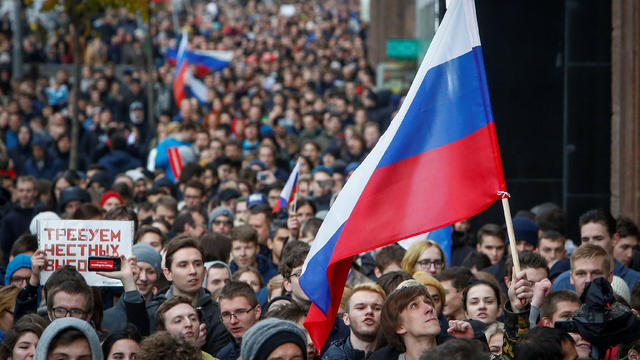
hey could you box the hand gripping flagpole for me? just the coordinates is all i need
[498,191,520,275]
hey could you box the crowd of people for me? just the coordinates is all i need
[0,0,637,359]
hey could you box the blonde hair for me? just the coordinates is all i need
[339,287,353,315]
[413,271,446,305]
[267,274,284,300]
[401,240,446,275]
[570,243,612,274]
[346,282,387,311]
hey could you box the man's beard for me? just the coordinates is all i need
[351,325,378,343]
[349,314,379,343]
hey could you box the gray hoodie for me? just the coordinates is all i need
[34,318,103,360]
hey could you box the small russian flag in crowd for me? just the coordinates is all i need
[273,159,302,213]
[299,0,507,350]
[173,32,189,106]
[167,48,233,75]
[173,32,212,105]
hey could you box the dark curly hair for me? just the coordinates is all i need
[136,331,201,360]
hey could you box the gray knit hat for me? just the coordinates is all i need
[133,242,162,275]
[203,261,232,289]
[208,206,234,230]
[241,318,307,360]
[34,318,103,360]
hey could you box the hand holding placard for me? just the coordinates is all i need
[29,249,46,287]
[97,255,138,292]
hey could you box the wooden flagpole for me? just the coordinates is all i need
[499,192,520,274]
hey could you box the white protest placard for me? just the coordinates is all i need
[37,220,134,287]
[280,4,296,17]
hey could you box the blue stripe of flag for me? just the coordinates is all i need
[377,47,492,169]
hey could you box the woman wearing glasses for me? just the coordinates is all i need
[401,240,447,278]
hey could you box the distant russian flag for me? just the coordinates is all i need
[167,48,233,76]
[273,159,301,213]
[299,0,507,350]
[172,32,212,105]
[173,32,189,106]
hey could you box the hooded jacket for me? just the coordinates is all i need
[34,317,103,360]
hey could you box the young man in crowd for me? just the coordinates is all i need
[504,251,550,291]
[34,317,103,360]
[102,243,162,333]
[205,262,232,295]
[46,280,94,323]
[371,269,534,360]
[553,209,640,291]
[536,230,566,268]
[182,179,207,213]
[5,254,32,289]
[241,318,308,360]
[476,224,506,266]
[155,296,215,359]
[279,241,312,311]
[267,223,290,266]
[216,281,262,360]
[482,218,539,293]
[172,212,207,240]
[569,243,614,297]
[323,282,386,359]
[146,237,231,355]
[540,290,581,327]
[209,206,234,236]
[0,176,41,264]
[374,244,406,278]
[614,217,639,268]
[229,225,277,282]
[153,195,178,227]
[248,204,275,257]
[503,251,551,327]
[436,267,475,321]
[310,167,334,212]
[539,290,591,360]
[286,199,317,241]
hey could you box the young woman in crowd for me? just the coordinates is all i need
[0,314,47,360]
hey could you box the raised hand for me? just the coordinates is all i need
[97,255,138,292]
[287,212,300,239]
[29,249,47,287]
[508,267,533,313]
[196,322,207,349]
[531,278,552,308]
[447,320,474,338]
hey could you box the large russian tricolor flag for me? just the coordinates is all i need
[299,0,506,349]
[272,159,302,213]
[173,32,189,106]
